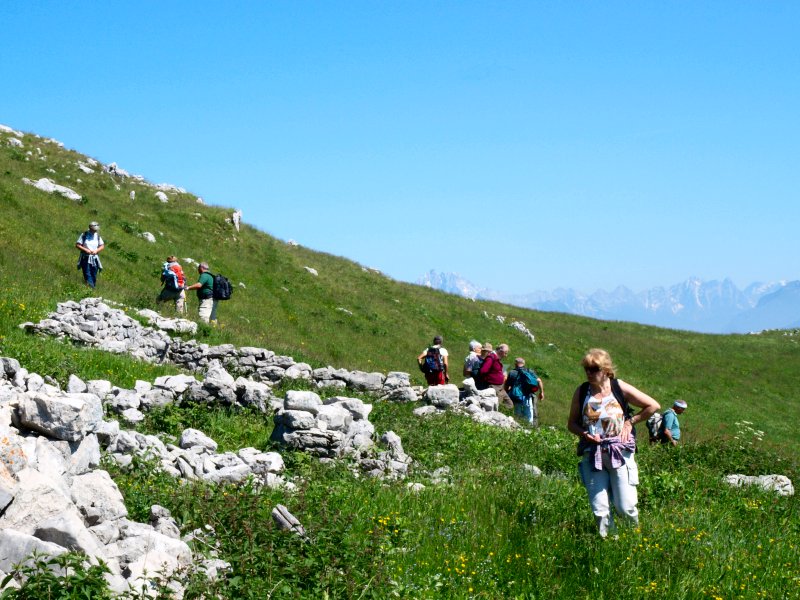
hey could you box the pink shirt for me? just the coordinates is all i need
[479,352,505,385]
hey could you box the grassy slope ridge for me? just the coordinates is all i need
[1,127,799,599]
[1,126,797,446]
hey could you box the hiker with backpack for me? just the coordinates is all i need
[567,348,660,537]
[504,357,544,426]
[463,340,483,378]
[417,335,449,386]
[157,256,187,314]
[648,400,687,446]
[185,262,218,323]
[478,343,512,407]
[75,221,104,288]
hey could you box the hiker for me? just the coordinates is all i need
[185,262,217,323]
[478,343,512,407]
[567,348,660,537]
[75,221,105,288]
[656,400,688,446]
[417,335,449,386]
[504,357,545,426]
[157,256,187,314]
[463,340,483,378]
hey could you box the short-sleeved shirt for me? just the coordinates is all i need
[464,351,482,374]
[662,408,681,440]
[197,272,214,300]
[421,345,448,360]
[77,231,104,253]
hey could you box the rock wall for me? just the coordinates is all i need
[22,298,420,402]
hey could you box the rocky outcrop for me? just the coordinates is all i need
[21,177,82,201]
[0,364,194,594]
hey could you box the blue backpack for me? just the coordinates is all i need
[509,367,539,402]
[161,263,180,291]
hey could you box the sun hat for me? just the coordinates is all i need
[89,221,99,229]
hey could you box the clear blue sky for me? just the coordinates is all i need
[3,2,798,294]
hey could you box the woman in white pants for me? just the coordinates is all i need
[567,349,660,537]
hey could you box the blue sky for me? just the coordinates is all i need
[2,2,798,294]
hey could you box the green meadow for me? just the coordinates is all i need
[0,128,797,598]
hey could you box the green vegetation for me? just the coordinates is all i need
[1,128,798,598]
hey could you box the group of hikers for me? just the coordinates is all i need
[78,220,689,538]
[75,221,230,324]
[419,337,688,537]
[417,335,545,427]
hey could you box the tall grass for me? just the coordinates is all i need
[100,404,798,599]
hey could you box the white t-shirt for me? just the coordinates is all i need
[421,345,448,358]
[77,231,104,252]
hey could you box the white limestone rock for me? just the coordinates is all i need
[21,177,81,201]
[0,529,66,572]
[71,469,129,525]
[724,474,794,496]
[424,384,460,409]
[179,428,218,453]
[17,392,103,442]
[284,390,323,413]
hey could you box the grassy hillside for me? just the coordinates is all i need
[1,125,798,446]
[1,126,798,599]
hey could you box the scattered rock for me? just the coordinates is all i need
[724,474,794,496]
[21,177,81,201]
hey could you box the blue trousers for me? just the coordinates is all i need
[80,257,99,288]
[513,396,539,427]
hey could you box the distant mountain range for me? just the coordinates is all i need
[417,271,800,334]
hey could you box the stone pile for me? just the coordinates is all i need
[269,390,412,479]
[414,379,519,430]
[22,298,172,363]
[0,357,208,595]
[107,427,289,489]
[23,298,420,402]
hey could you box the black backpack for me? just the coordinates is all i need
[575,378,636,455]
[212,273,233,301]
[420,347,443,374]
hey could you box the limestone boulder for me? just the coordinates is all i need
[425,384,460,409]
[17,392,103,442]
[71,469,129,525]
